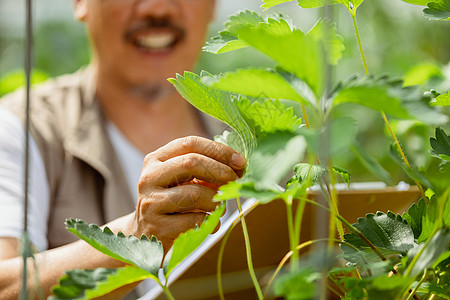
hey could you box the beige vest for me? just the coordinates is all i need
[0,67,225,249]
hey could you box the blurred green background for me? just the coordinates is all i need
[2,1,449,91]
[0,0,449,184]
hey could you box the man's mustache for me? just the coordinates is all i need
[124,18,185,41]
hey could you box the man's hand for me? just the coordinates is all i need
[131,136,246,250]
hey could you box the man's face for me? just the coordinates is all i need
[75,0,215,94]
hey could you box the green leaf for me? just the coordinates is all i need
[424,0,450,20]
[402,198,427,240]
[333,166,351,187]
[169,71,256,157]
[298,0,365,12]
[246,132,306,190]
[169,71,244,132]
[402,93,449,126]
[298,0,343,8]
[403,63,443,87]
[419,192,450,242]
[226,10,267,32]
[277,68,318,106]
[332,75,449,125]
[299,117,357,158]
[164,204,226,278]
[206,68,310,105]
[214,181,280,203]
[213,97,303,157]
[389,143,433,189]
[202,31,249,54]
[216,173,309,204]
[434,91,450,106]
[205,12,344,98]
[290,164,352,189]
[430,127,450,160]
[307,18,345,65]
[215,130,247,158]
[293,163,327,184]
[421,263,450,297]
[343,211,416,254]
[423,161,450,194]
[50,266,153,300]
[203,10,264,54]
[215,132,306,203]
[407,228,450,277]
[172,71,304,175]
[65,219,163,275]
[342,277,366,299]
[350,143,393,185]
[433,250,450,268]
[273,267,320,299]
[419,281,450,300]
[365,276,414,300]
[400,0,434,5]
[341,274,413,300]
[227,14,324,97]
[333,77,410,119]
[345,248,403,270]
[262,0,295,10]
[236,98,303,136]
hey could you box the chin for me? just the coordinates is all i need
[129,82,176,102]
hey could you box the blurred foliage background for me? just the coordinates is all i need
[0,0,449,184]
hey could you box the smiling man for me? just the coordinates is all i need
[0,0,247,299]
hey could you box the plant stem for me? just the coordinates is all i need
[328,162,345,243]
[162,284,176,300]
[217,223,233,300]
[285,196,299,272]
[293,198,306,265]
[216,201,259,300]
[406,270,428,300]
[236,197,264,300]
[350,9,427,203]
[350,13,369,77]
[32,257,44,300]
[381,112,428,203]
[301,104,311,129]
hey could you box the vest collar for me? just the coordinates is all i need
[64,66,135,221]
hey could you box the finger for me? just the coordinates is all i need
[149,153,239,187]
[146,184,218,215]
[182,179,220,191]
[149,136,247,172]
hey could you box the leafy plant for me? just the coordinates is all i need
[49,0,450,299]
[51,206,225,300]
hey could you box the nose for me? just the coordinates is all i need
[135,0,179,19]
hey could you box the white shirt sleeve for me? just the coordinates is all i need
[0,106,50,252]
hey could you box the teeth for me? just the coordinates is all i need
[137,33,176,50]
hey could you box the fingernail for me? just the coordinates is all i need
[231,153,246,168]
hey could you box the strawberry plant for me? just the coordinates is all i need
[49,0,450,299]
